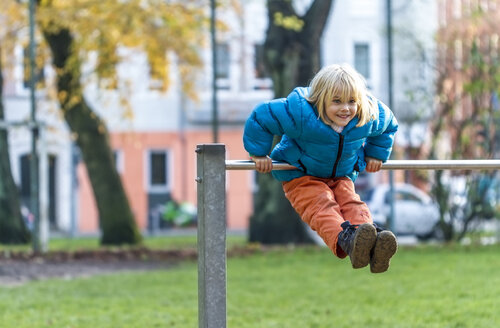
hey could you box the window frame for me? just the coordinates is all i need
[215,42,230,80]
[145,149,172,193]
[353,42,371,80]
[113,149,124,174]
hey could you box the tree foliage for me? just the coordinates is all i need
[33,0,206,95]
[432,6,500,241]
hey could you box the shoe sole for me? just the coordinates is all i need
[370,231,398,273]
[350,223,377,269]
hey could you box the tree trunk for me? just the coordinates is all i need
[41,27,141,245]
[265,0,332,95]
[250,0,334,245]
[0,56,31,244]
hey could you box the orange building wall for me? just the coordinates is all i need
[77,165,98,232]
[77,127,253,233]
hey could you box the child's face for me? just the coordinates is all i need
[325,96,357,127]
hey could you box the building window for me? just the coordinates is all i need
[254,43,269,79]
[20,154,31,200]
[438,1,447,26]
[147,150,170,192]
[491,34,499,59]
[354,43,370,79]
[489,0,497,10]
[113,150,124,174]
[454,39,463,70]
[480,0,489,11]
[23,45,45,89]
[215,42,230,79]
[453,0,462,19]
[462,0,471,16]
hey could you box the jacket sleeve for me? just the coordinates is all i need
[364,100,398,162]
[243,98,302,157]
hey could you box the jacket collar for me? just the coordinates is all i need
[340,117,359,135]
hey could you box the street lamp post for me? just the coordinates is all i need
[29,0,41,253]
[386,0,395,232]
[210,0,219,143]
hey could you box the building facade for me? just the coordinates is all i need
[2,0,437,236]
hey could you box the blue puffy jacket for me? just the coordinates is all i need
[243,87,398,182]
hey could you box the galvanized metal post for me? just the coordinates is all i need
[196,144,226,328]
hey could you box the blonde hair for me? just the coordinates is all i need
[307,64,376,127]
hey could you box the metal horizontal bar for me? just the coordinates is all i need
[225,159,500,171]
[226,160,296,170]
[381,160,500,170]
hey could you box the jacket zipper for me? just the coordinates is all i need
[298,159,307,174]
[331,135,344,177]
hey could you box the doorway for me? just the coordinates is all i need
[20,154,58,229]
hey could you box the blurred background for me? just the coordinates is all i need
[1,0,500,249]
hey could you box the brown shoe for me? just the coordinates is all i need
[337,221,377,269]
[370,230,398,273]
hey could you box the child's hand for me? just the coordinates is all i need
[366,157,383,173]
[251,155,273,173]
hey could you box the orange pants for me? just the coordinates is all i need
[282,176,373,258]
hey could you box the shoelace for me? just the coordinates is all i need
[340,221,358,231]
[339,222,358,242]
[342,221,384,233]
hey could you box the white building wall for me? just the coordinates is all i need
[324,0,437,149]
[391,0,438,149]
[3,94,73,232]
[82,49,182,132]
[323,0,387,103]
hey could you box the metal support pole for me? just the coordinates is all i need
[386,0,395,232]
[196,144,226,328]
[210,0,219,143]
[29,0,41,253]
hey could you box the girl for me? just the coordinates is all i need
[243,64,398,273]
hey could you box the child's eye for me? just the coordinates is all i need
[333,99,341,104]
[349,99,356,104]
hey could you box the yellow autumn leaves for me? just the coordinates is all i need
[273,12,304,32]
[2,0,208,96]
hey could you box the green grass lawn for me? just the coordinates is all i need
[0,233,246,253]
[1,243,500,327]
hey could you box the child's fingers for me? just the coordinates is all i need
[252,156,273,173]
[366,159,382,172]
[257,162,270,173]
[259,158,273,173]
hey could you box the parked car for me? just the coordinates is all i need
[360,183,441,239]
